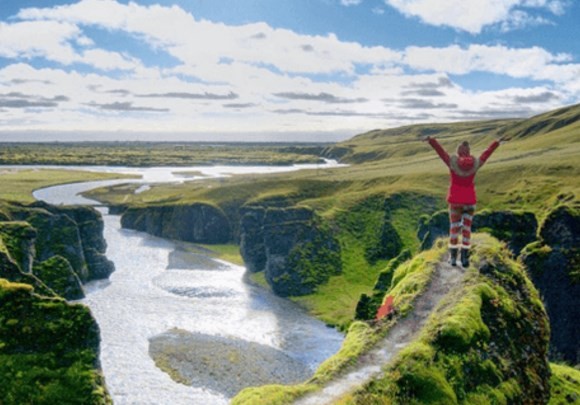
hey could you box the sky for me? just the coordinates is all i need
[0,0,579,142]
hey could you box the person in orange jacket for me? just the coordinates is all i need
[424,136,505,267]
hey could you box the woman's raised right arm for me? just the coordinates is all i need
[425,136,450,167]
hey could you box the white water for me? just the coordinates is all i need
[28,161,346,404]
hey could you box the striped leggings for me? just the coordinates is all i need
[449,204,475,249]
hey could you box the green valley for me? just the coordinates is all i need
[1,102,579,404]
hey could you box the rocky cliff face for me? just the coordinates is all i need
[521,205,579,364]
[121,203,231,244]
[0,200,115,298]
[240,206,342,296]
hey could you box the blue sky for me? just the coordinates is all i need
[0,0,579,142]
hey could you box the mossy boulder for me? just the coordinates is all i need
[121,203,231,244]
[419,209,538,254]
[240,206,342,296]
[521,205,579,364]
[0,278,110,404]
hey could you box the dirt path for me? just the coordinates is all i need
[295,261,464,405]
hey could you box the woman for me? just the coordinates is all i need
[425,136,504,267]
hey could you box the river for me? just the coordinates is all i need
[30,162,345,405]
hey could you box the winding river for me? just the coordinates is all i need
[30,162,345,405]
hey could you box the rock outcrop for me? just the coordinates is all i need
[0,200,115,298]
[521,205,579,364]
[121,203,231,244]
[240,206,341,296]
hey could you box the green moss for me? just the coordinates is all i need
[0,221,36,272]
[387,246,442,316]
[311,321,380,385]
[0,278,110,404]
[33,256,84,300]
[549,363,580,404]
[232,383,316,405]
[433,284,491,352]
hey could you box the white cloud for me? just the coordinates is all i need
[81,49,141,71]
[404,44,575,81]
[383,0,570,33]
[0,0,577,135]
[17,0,401,75]
[0,20,140,71]
[0,20,81,64]
[499,10,553,32]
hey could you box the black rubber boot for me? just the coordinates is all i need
[449,248,458,266]
[461,248,470,267]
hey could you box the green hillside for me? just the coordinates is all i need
[84,103,579,329]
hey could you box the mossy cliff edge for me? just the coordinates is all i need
[0,199,113,403]
[0,280,111,404]
[232,235,552,404]
[1,200,114,297]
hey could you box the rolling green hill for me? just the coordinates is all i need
[84,103,579,329]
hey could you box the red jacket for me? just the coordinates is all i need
[428,138,500,205]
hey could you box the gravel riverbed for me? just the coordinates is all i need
[149,328,312,398]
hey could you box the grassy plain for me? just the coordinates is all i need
[0,142,325,167]
[0,169,138,203]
